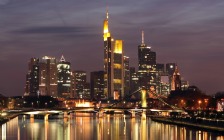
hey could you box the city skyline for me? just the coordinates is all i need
[0,0,224,96]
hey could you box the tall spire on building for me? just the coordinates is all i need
[103,7,111,41]
[106,6,109,19]
[142,30,144,45]
[171,65,181,91]
[173,65,180,76]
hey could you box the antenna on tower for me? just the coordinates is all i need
[142,30,144,44]
[106,6,109,19]
[60,55,66,62]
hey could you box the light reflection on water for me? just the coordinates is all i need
[0,113,223,140]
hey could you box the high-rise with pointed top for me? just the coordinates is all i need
[138,31,157,96]
[103,9,124,100]
[57,55,72,98]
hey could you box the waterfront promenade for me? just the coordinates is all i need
[151,116,224,134]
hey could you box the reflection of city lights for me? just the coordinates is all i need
[2,123,6,139]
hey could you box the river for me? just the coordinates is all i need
[0,113,223,140]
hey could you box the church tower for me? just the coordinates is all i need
[171,66,181,91]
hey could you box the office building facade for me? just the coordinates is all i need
[57,55,71,98]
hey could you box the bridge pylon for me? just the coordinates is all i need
[141,89,147,108]
[44,114,49,121]
[64,112,69,118]
[141,110,146,120]
[30,114,34,118]
[131,111,135,118]
[98,110,104,118]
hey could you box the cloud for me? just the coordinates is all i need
[13,26,94,35]
[0,0,9,5]
[0,0,224,96]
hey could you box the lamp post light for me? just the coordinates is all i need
[204,99,208,110]
[181,99,185,108]
[37,101,39,108]
[198,100,202,112]
[31,102,34,108]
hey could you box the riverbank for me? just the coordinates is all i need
[151,117,224,134]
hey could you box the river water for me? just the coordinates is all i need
[0,113,223,140]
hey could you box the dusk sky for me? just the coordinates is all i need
[0,0,224,96]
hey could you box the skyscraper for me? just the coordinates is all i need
[39,56,58,96]
[24,58,39,96]
[113,40,124,99]
[90,71,104,100]
[25,56,57,97]
[156,63,165,95]
[130,67,140,99]
[74,70,87,98]
[138,31,157,96]
[103,9,124,100]
[124,56,130,96]
[57,55,71,98]
[83,83,91,99]
[70,72,76,98]
[103,9,113,99]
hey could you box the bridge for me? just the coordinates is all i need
[2,107,184,122]
[1,88,185,121]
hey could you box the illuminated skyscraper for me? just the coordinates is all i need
[130,67,140,99]
[57,55,71,98]
[70,72,76,98]
[83,83,91,99]
[74,70,87,98]
[103,9,124,99]
[90,71,104,100]
[24,58,39,96]
[113,40,124,99]
[39,56,58,97]
[103,9,113,99]
[124,56,130,96]
[25,56,57,97]
[138,31,157,95]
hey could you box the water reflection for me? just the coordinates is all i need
[0,113,223,140]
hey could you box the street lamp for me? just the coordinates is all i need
[198,100,202,110]
[181,99,185,107]
[204,99,208,110]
